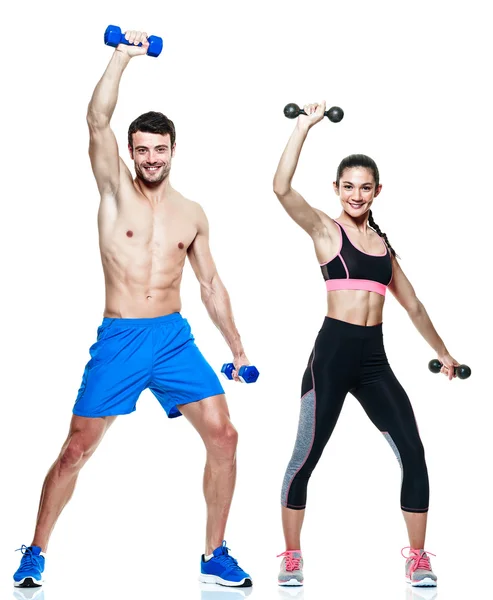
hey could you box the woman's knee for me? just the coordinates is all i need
[404,439,427,470]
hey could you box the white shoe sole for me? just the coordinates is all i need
[199,574,251,587]
[406,576,437,587]
[278,578,304,586]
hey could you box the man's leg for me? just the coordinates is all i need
[149,315,251,585]
[33,414,116,551]
[14,414,116,587]
[178,394,237,555]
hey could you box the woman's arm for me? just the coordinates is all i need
[388,257,460,379]
[273,102,332,238]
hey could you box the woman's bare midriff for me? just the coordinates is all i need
[326,289,385,326]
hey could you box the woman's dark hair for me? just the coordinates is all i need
[336,154,397,258]
[128,111,176,148]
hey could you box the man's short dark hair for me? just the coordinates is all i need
[128,111,176,148]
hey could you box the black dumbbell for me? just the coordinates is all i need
[221,363,260,384]
[428,359,471,379]
[104,25,163,57]
[284,103,344,123]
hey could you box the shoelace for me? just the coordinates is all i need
[214,543,243,573]
[277,550,301,572]
[401,546,436,574]
[15,545,42,573]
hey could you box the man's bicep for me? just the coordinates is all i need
[188,210,219,285]
[88,125,121,195]
[188,233,218,284]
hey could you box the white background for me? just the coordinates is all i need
[1,1,491,599]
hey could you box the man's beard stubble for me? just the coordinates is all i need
[135,162,171,185]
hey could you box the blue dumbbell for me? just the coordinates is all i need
[221,363,260,384]
[104,25,163,58]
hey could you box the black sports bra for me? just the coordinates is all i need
[320,221,393,296]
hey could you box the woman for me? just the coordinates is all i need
[273,101,460,589]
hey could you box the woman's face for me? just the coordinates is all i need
[333,167,382,217]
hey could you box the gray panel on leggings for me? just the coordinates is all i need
[382,431,403,477]
[281,389,316,506]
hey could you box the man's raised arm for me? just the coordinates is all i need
[87,31,149,196]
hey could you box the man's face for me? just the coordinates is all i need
[129,131,175,184]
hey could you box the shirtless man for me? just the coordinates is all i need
[14,30,252,589]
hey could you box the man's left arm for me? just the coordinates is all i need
[188,205,249,376]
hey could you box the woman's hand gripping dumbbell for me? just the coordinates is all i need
[221,362,260,384]
[284,102,344,123]
[428,358,471,380]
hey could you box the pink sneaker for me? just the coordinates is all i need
[277,550,304,586]
[402,547,437,587]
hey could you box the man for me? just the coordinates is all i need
[14,29,252,589]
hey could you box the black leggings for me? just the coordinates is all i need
[281,317,429,512]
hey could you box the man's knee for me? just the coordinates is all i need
[59,432,100,471]
[207,421,238,455]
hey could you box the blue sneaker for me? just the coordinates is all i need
[199,541,252,587]
[13,546,45,588]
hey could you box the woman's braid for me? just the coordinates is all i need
[368,210,397,258]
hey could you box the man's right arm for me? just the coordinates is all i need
[87,32,149,197]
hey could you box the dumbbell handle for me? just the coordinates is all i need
[433,361,470,373]
[115,33,144,48]
[297,108,333,118]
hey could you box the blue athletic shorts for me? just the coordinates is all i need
[73,312,224,419]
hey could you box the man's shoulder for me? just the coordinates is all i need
[175,193,206,217]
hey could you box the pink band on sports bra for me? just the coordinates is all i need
[325,279,387,296]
